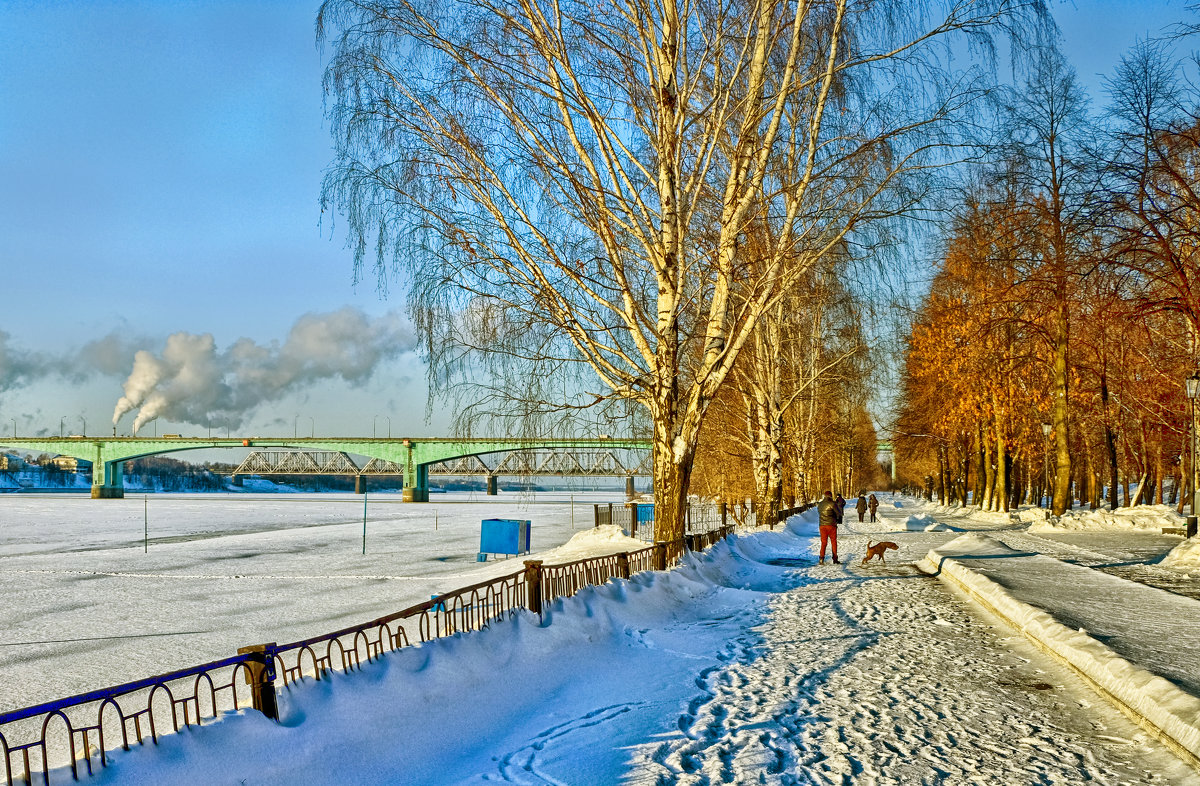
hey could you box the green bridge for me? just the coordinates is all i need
[0,436,651,501]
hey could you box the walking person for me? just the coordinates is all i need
[855,493,868,523]
[868,493,879,523]
[834,493,846,525]
[816,491,840,564]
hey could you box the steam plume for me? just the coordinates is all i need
[110,308,416,433]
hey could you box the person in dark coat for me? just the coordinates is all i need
[833,494,846,525]
[816,491,839,564]
[868,493,879,522]
[855,494,868,522]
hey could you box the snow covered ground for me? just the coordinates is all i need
[0,490,629,713]
[5,492,1200,783]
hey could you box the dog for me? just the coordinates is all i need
[861,540,899,565]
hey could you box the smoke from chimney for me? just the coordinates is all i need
[108,308,416,433]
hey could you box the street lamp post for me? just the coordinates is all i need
[1041,423,1052,509]
[1186,373,1200,537]
[386,416,392,439]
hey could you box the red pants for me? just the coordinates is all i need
[819,525,838,560]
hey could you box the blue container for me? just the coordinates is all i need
[479,518,531,557]
[635,504,655,524]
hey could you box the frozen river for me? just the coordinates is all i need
[0,490,627,713]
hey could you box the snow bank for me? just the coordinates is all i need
[1015,507,1050,524]
[1029,505,1181,533]
[783,506,819,537]
[904,513,952,532]
[78,520,802,784]
[1161,538,1200,571]
[533,524,647,562]
[920,534,1200,765]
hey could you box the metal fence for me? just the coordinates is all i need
[593,500,770,541]
[0,527,734,786]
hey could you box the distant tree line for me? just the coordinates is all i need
[896,38,1200,514]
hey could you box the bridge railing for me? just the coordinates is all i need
[0,527,742,785]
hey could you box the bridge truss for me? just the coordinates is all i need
[231,448,651,479]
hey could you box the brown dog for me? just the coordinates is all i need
[861,540,899,565]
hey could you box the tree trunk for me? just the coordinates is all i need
[974,422,986,507]
[995,418,1009,513]
[1051,299,1072,514]
[983,430,996,511]
[652,413,694,561]
[1102,386,1119,511]
[1154,431,1164,505]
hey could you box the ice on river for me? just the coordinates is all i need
[0,490,633,713]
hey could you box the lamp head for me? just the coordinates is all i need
[1186,372,1200,400]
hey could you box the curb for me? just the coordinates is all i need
[918,547,1200,770]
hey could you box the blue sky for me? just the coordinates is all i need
[0,0,1193,440]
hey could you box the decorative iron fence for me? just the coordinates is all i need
[594,499,794,541]
[0,526,737,786]
[0,655,257,786]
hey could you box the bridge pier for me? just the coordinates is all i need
[91,460,124,499]
[355,475,365,494]
[402,464,429,502]
[91,484,124,499]
[486,476,497,495]
[626,476,635,499]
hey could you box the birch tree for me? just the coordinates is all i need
[318,0,1046,546]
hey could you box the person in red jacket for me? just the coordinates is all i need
[816,491,840,565]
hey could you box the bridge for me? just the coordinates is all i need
[0,436,650,501]
[231,447,652,494]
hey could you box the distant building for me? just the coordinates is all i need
[47,455,92,472]
[0,453,29,470]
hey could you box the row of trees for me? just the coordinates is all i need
[318,0,1050,543]
[897,40,1200,515]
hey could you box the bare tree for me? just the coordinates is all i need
[318,0,1046,546]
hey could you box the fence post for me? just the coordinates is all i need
[616,551,631,579]
[593,504,600,528]
[652,542,667,571]
[236,643,279,721]
[720,501,727,530]
[524,560,544,614]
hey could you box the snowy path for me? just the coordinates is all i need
[631,540,1196,785]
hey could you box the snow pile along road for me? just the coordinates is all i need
[919,533,1200,768]
[1029,504,1182,533]
[1162,537,1200,571]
